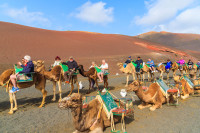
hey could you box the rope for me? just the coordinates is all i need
[90,103,103,130]
[121,113,126,132]
[110,112,115,131]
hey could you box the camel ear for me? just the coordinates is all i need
[134,81,139,86]
[82,96,86,101]
[42,61,44,64]
[139,81,144,85]
[32,61,37,65]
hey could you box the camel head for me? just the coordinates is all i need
[58,93,82,109]
[189,69,196,78]
[78,65,84,70]
[33,60,45,72]
[174,76,180,83]
[117,63,123,68]
[34,60,44,68]
[171,62,177,70]
[127,80,142,92]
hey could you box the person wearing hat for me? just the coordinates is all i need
[62,56,78,83]
[124,56,132,68]
[135,56,143,73]
[9,55,34,93]
[49,56,62,71]
[52,56,62,67]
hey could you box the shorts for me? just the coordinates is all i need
[100,69,108,74]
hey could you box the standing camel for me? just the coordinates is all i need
[78,65,99,92]
[140,64,155,82]
[171,62,188,77]
[117,63,138,87]
[34,60,79,98]
[0,68,47,114]
[156,64,170,80]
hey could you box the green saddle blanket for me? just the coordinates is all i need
[177,63,188,67]
[97,89,118,116]
[60,63,79,75]
[183,76,194,88]
[14,64,34,82]
[94,66,109,75]
[15,64,23,73]
[131,61,143,68]
[156,79,170,96]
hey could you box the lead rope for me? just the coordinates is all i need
[110,112,115,131]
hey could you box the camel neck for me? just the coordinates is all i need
[135,86,146,101]
[78,66,87,77]
[71,106,85,131]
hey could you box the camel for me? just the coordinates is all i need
[189,69,200,93]
[58,93,121,133]
[0,68,47,114]
[34,60,80,99]
[156,64,170,80]
[140,64,155,82]
[127,80,166,111]
[78,65,100,92]
[171,62,188,77]
[174,76,194,99]
[117,63,138,87]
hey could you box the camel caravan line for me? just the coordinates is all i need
[0,57,200,133]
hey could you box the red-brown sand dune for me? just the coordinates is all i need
[0,22,197,74]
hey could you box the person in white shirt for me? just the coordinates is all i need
[52,56,62,67]
[98,60,108,82]
[49,56,62,71]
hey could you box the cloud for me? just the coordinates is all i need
[134,0,200,34]
[162,6,200,33]
[0,4,51,27]
[72,1,114,25]
[135,0,195,26]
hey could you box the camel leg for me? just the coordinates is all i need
[52,81,56,101]
[13,93,18,111]
[58,80,62,102]
[89,78,91,92]
[95,78,99,90]
[68,79,74,96]
[167,72,169,81]
[160,71,163,79]
[125,74,129,87]
[104,75,108,88]
[89,127,103,133]
[150,102,162,111]
[181,94,189,99]
[76,78,80,94]
[8,92,14,114]
[138,102,152,110]
[132,73,135,81]
[142,73,145,82]
[38,88,47,108]
[147,72,150,81]
[173,70,176,77]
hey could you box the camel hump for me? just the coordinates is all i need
[0,69,15,85]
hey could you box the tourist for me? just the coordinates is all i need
[10,55,34,93]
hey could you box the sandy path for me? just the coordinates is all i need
[0,73,200,133]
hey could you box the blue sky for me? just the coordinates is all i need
[0,0,200,35]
